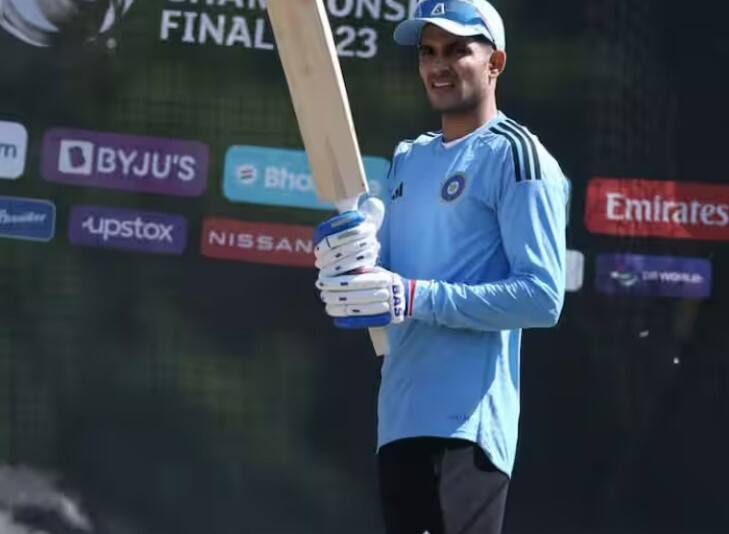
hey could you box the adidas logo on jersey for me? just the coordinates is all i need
[391,182,404,201]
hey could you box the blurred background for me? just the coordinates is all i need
[0,0,728,532]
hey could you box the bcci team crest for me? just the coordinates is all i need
[441,173,466,202]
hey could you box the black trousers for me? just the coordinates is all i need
[378,437,510,534]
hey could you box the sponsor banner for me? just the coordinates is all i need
[42,128,208,197]
[0,196,55,242]
[201,218,314,267]
[585,177,729,241]
[69,206,187,255]
[159,1,421,59]
[222,145,389,210]
[595,253,711,299]
[566,250,584,292]
[0,120,28,179]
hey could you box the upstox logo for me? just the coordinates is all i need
[42,128,208,197]
[0,196,55,242]
[69,206,187,255]
[222,145,390,210]
[0,121,28,179]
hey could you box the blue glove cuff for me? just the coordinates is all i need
[313,210,365,245]
[334,313,392,329]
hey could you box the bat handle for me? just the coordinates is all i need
[334,197,360,213]
[333,195,390,357]
[368,328,389,357]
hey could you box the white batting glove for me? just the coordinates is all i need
[316,267,413,327]
[313,197,385,277]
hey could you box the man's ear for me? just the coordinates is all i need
[489,50,507,78]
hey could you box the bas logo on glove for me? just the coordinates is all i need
[317,268,410,328]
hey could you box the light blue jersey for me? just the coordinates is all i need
[377,112,569,477]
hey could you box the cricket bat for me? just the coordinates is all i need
[266,0,389,356]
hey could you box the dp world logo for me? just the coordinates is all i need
[223,145,389,210]
[610,270,640,288]
[42,128,209,197]
[596,253,711,299]
[69,206,187,255]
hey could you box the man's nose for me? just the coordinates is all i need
[429,55,450,75]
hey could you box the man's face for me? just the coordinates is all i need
[418,24,493,114]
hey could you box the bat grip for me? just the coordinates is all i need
[333,194,389,357]
[368,328,389,357]
[334,196,360,213]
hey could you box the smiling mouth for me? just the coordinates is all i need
[431,81,455,90]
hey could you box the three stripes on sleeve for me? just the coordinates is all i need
[490,118,542,182]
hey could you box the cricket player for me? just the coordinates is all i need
[314,1,569,532]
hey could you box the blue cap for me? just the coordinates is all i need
[394,0,506,51]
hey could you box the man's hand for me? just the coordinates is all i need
[317,267,412,328]
[313,197,384,277]
[313,197,411,328]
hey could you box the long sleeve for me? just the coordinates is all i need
[410,154,569,332]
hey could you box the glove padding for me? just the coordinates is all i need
[313,198,384,277]
[317,268,408,328]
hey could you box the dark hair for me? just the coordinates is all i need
[472,35,496,49]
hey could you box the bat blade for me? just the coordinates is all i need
[267,0,368,210]
[267,0,388,355]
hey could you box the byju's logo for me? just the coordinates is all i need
[595,253,711,299]
[222,145,390,210]
[69,206,187,255]
[201,218,314,267]
[0,121,28,179]
[58,140,94,175]
[0,196,55,242]
[42,128,209,197]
